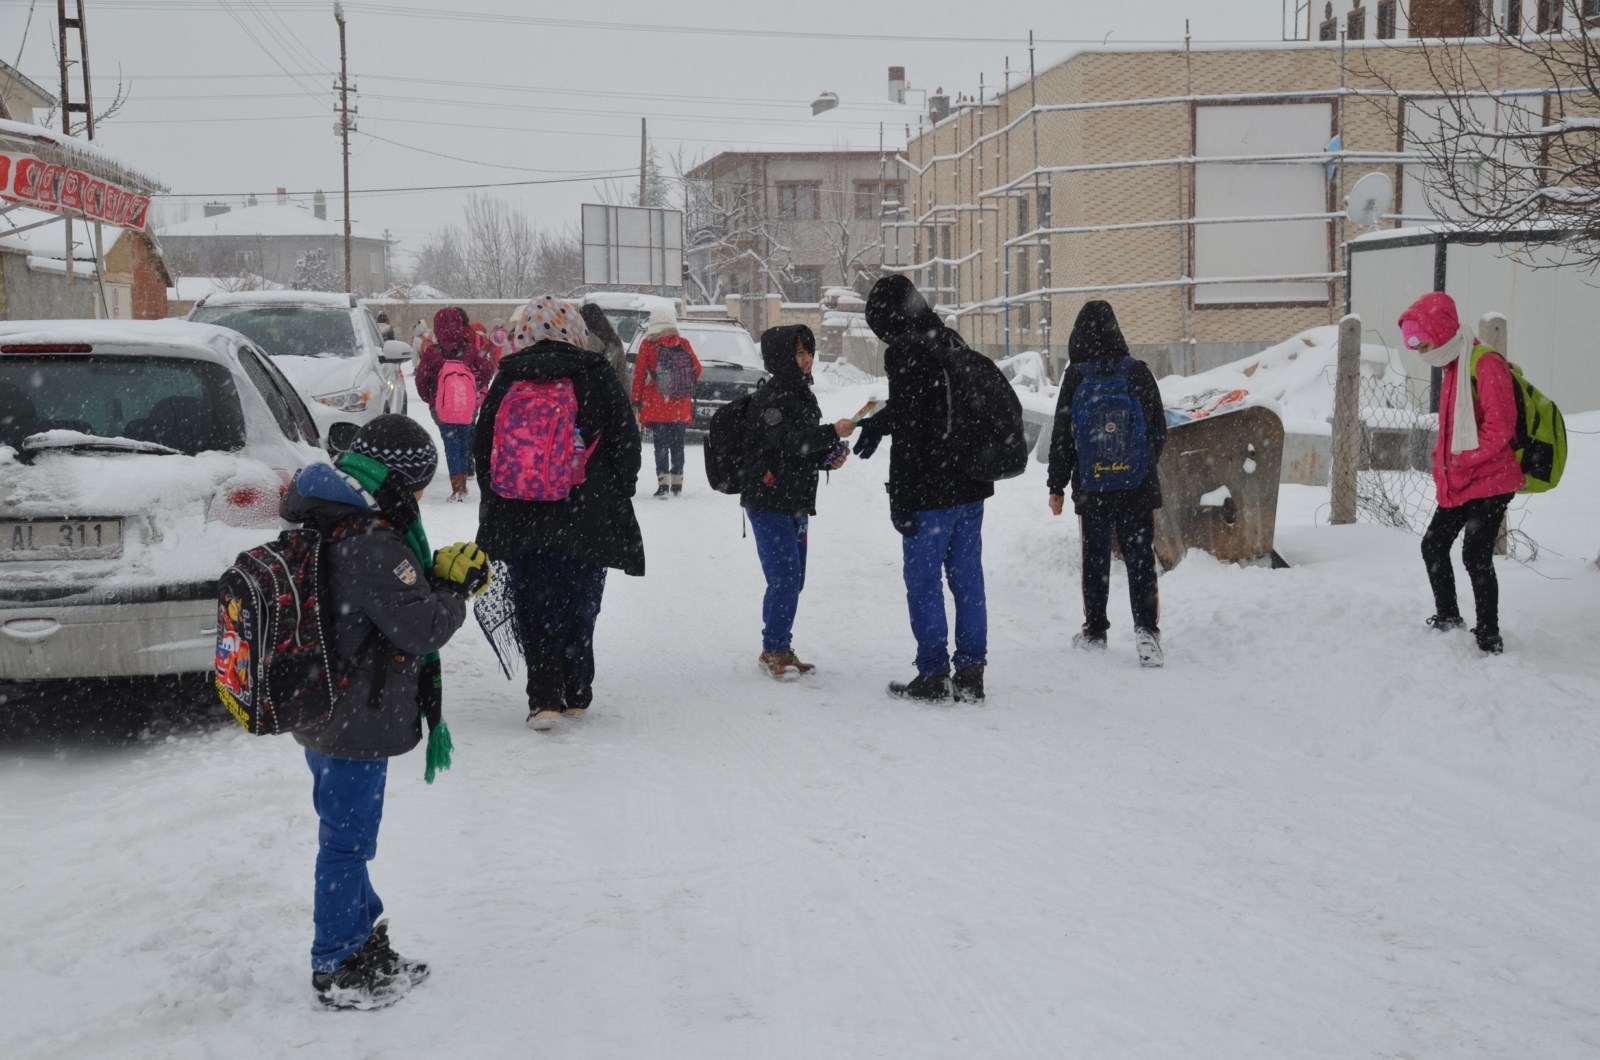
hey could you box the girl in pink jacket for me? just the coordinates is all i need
[1401,292,1523,655]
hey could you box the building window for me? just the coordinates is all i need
[777,183,820,221]
[1376,0,1397,37]
[854,181,905,220]
[1017,196,1031,236]
[1583,0,1599,21]
[1347,3,1366,39]
[1016,248,1031,330]
[788,267,821,303]
[1537,0,1562,32]
[1319,2,1339,39]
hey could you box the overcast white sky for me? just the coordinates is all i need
[5,0,1275,266]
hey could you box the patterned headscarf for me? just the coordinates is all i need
[513,294,590,351]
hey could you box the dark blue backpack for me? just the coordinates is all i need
[1070,356,1149,492]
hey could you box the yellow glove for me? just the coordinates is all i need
[432,542,492,596]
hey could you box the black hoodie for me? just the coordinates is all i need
[739,325,839,516]
[473,339,646,576]
[863,275,994,514]
[1046,300,1166,513]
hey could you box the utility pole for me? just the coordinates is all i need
[334,2,356,293]
[639,117,648,205]
[57,0,110,316]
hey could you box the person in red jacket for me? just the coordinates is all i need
[416,307,496,502]
[1400,291,1524,655]
[630,304,702,498]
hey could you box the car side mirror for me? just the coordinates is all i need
[382,340,414,363]
[327,421,359,453]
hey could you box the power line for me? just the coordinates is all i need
[152,170,638,200]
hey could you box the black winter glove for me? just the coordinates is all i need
[890,508,917,538]
[853,415,885,459]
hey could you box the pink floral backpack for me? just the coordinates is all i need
[488,379,596,501]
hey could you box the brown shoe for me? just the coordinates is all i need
[758,652,799,680]
[777,651,815,675]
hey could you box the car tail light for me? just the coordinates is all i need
[209,472,287,527]
[1,343,93,353]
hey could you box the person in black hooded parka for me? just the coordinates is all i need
[855,274,992,703]
[1046,300,1167,667]
[740,324,855,679]
[473,295,644,730]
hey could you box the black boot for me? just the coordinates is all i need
[312,940,410,1010]
[1426,613,1466,632]
[365,919,430,986]
[1473,626,1504,654]
[887,670,951,702]
[952,665,985,703]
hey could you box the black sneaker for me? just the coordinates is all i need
[1426,614,1466,632]
[670,484,683,496]
[887,670,951,702]
[653,484,670,499]
[312,943,409,1010]
[1473,627,1504,654]
[366,919,430,986]
[952,665,985,703]
[1071,628,1108,651]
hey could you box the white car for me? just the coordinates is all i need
[0,320,324,684]
[188,291,412,449]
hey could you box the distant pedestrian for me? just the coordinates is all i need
[474,294,644,730]
[578,302,630,390]
[854,275,990,703]
[1047,300,1167,667]
[488,318,512,367]
[375,311,395,342]
[631,304,702,497]
[278,414,487,1010]
[741,324,855,679]
[1402,291,1523,654]
[416,307,495,503]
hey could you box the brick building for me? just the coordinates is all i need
[891,38,1578,373]
[685,151,905,304]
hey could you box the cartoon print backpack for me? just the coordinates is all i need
[489,378,595,501]
[653,342,698,401]
[1070,356,1150,492]
[215,529,336,735]
[435,358,478,425]
[1469,344,1566,494]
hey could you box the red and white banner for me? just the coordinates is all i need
[0,152,151,231]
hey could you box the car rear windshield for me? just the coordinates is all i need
[191,304,361,359]
[683,327,763,370]
[0,355,246,455]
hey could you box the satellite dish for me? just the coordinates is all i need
[1344,171,1393,229]
[811,92,840,116]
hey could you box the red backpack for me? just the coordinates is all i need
[435,358,478,424]
[488,379,596,501]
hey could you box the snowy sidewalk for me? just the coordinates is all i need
[3,386,1598,1059]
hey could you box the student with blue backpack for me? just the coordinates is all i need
[474,295,644,730]
[1047,300,1168,667]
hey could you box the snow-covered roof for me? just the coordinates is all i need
[192,289,359,308]
[157,202,388,243]
[168,276,288,302]
[581,291,679,313]
[0,318,251,362]
[0,59,57,108]
[0,205,97,263]
[0,117,164,193]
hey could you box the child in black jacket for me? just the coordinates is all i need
[740,325,854,678]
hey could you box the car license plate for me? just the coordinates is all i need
[0,518,123,561]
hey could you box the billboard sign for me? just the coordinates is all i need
[0,152,153,231]
[582,204,683,288]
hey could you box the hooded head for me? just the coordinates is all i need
[645,303,679,340]
[865,274,942,343]
[347,413,438,491]
[432,306,470,351]
[1067,300,1131,365]
[513,294,590,351]
[578,302,622,353]
[759,324,815,387]
[1398,291,1460,351]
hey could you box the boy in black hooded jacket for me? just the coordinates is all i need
[741,324,854,678]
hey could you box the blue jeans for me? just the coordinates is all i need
[507,552,608,711]
[748,510,808,654]
[306,749,387,974]
[650,421,686,478]
[901,501,988,676]
[437,421,472,477]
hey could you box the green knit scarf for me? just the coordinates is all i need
[337,450,454,784]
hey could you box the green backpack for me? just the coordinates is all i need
[1470,344,1566,494]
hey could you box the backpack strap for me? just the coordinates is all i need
[1467,343,1529,451]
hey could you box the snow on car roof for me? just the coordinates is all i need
[581,292,679,313]
[0,319,247,363]
[195,290,358,309]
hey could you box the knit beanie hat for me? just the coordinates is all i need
[348,413,438,490]
[433,307,470,351]
[513,294,590,350]
[645,303,679,339]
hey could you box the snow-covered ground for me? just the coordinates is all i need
[4,373,1599,1059]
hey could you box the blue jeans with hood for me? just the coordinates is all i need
[306,749,387,974]
[901,501,988,676]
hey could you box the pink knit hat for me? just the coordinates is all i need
[1398,292,1460,350]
